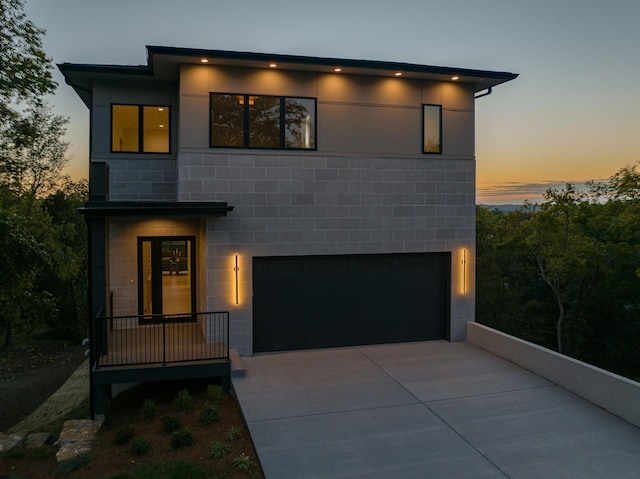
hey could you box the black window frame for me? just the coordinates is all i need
[422,104,442,155]
[209,93,317,151]
[110,104,171,154]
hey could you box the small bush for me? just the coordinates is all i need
[130,438,151,456]
[26,446,49,460]
[57,452,91,473]
[172,388,193,411]
[232,453,255,472]
[142,398,157,419]
[2,447,25,459]
[170,429,194,449]
[199,402,221,425]
[115,425,134,445]
[207,441,231,459]
[206,384,224,404]
[226,425,242,441]
[106,460,215,479]
[161,414,181,433]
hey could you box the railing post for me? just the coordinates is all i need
[162,315,167,366]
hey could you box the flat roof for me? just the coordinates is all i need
[59,45,518,107]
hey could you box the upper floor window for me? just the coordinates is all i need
[111,105,170,153]
[422,104,442,154]
[210,93,316,150]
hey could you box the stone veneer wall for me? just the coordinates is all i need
[179,152,476,356]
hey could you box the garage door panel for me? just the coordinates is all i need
[253,253,449,352]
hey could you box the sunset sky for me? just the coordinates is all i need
[25,0,640,204]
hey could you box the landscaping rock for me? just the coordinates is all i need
[25,432,51,448]
[0,432,24,451]
[55,419,101,463]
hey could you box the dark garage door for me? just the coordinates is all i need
[253,253,450,352]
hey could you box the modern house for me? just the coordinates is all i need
[59,46,517,416]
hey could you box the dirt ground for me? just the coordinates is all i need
[0,340,87,432]
[0,341,264,478]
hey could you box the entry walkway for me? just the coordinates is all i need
[232,341,640,478]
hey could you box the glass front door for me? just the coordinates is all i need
[138,236,195,320]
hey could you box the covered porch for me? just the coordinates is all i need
[91,311,231,400]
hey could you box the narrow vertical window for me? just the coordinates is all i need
[112,105,139,152]
[143,106,169,153]
[211,94,245,147]
[249,96,280,148]
[285,98,316,149]
[423,104,442,154]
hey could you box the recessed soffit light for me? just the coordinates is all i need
[394,72,403,77]
[200,58,209,63]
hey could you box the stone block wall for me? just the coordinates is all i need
[179,151,476,354]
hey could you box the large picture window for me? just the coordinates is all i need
[210,93,316,150]
[112,105,170,153]
[422,104,442,154]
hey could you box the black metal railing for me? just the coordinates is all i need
[94,311,229,368]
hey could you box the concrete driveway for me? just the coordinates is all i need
[232,341,640,478]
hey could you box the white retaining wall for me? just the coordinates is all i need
[467,321,640,428]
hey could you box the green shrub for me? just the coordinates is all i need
[170,429,194,449]
[199,402,221,425]
[172,388,193,411]
[207,441,230,459]
[26,446,49,459]
[142,398,157,419]
[130,438,151,456]
[106,460,218,479]
[226,425,242,441]
[232,453,255,472]
[57,452,91,473]
[2,447,25,459]
[161,414,181,433]
[206,384,224,404]
[115,425,134,445]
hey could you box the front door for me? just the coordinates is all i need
[138,236,196,321]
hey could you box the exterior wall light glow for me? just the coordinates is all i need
[451,75,460,81]
[269,63,277,68]
[461,248,467,295]
[394,72,403,77]
[334,68,342,72]
[233,255,240,305]
[200,58,209,63]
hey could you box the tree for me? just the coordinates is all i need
[476,166,640,379]
[0,0,56,115]
[0,102,71,199]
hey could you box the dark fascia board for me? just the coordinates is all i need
[79,201,234,218]
[58,45,518,102]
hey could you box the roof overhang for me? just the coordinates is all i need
[79,201,234,218]
[58,45,518,107]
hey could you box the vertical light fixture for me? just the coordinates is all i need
[461,248,467,295]
[234,255,239,305]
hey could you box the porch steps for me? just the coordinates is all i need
[230,349,246,378]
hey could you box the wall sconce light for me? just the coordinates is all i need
[234,255,239,305]
[461,248,467,295]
